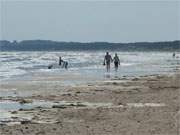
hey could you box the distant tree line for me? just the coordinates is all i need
[0,40,179,51]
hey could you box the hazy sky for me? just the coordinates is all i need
[0,0,179,42]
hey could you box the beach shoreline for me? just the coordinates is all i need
[0,72,180,135]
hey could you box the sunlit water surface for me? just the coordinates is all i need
[0,51,179,83]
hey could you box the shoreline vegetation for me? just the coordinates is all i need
[0,40,179,51]
[0,72,179,135]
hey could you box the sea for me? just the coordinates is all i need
[0,51,179,84]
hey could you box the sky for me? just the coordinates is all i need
[0,0,179,43]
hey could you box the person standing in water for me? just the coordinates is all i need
[59,56,68,69]
[63,61,68,70]
[59,57,63,66]
[104,52,113,72]
[113,53,120,72]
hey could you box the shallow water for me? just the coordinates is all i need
[0,100,113,112]
[0,100,113,124]
[0,51,179,84]
[0,100,166,124]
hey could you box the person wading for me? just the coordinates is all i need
[104,52,113,72]
[113,53,120,72]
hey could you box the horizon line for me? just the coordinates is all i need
[1,39,180,44]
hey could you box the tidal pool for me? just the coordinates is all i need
[0,100,166,125]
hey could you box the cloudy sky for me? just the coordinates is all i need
[0,0,179,42]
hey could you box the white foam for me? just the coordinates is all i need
[121,63,135,66]
[127,103,166,107]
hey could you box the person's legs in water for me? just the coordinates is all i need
[62,61,65,68]
[65,62,68,69]
[106,61,110,72]
[59,57,63,66]
[114,61,118,72]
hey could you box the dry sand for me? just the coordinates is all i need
[0,73,180,135]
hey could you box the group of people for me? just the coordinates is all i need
[104,52,120,72]
[48,57,68,69]
[58,57,68,69]
[49,52,178,72]
[48,52,121,72]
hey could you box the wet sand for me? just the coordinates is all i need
[0,73,180,135]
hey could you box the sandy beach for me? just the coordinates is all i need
[1,0,179,134]
[0,72,179,135]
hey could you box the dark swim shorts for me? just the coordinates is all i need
[114,62,118,67]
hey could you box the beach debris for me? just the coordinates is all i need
[11,111,18,114]
[21,120,31,124]
[52,105,67,109]
[52,102,86,109]
[94,89,104,92]
[112,82,118,85]
[62,93,71,96]
[0,116,32,126]
[19,108,26,111]
[76,91,81,94]
[132,78,139,81]
[117,102,124,105]
[19,99,33,104]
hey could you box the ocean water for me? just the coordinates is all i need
[0,51,179,83]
